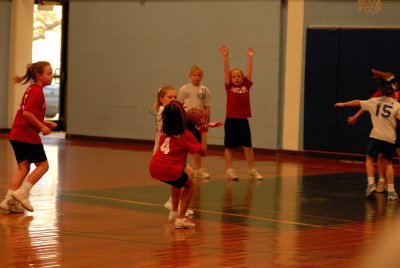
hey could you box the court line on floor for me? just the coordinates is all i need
[63,192,368,232]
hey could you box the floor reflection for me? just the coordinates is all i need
[0,214,36,267]
[1,135,61,267]
[2,134,400,267]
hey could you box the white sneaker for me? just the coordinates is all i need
[164,198,193,216]
[12,189,34,212]
[365,183,377,198]
[388,191,399,201]
[248,168,262,180]
[0,198,11,212]
[194,168,210,179]
[175,218,195,229]
[226,168,239,180]
[168,211,178,222]
[163,198,173,210]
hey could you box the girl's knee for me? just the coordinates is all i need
[36,161,49,172]
[18,161,31,173]
[184,165,194,178]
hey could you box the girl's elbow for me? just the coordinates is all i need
[22,111,31,118]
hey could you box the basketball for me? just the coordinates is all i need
[185,107,207,127]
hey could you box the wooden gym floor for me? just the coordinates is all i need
[1,133,400,268]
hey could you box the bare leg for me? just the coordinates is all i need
[11,161,48,212]
[170,187,180,212]
[377,153,385,179]
[384,160,394,186]
[193,154,202,170]
[9,160,30,190]
[365,155,375,179]
[178,166,194,219]
[224,148,234,169]
[243,146,255,170]
[26,161,49,185]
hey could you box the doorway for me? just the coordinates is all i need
[33,0,68,131]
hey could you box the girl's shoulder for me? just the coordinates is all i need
[179,83,192,90]
[26,84,44,95]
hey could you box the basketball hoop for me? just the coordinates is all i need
[357,0,382,15]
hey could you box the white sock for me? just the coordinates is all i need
[19,181,33,192]
[378,178,386,183]
[387,184,395,192]
[367,177,375,185]
[5,189,14,198]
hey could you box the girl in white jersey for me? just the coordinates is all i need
[178,65,212,179]
[335,76,400,200]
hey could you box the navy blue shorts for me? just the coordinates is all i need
[10,140,47,164]
[366,138,395,161]
[224,118,252,148]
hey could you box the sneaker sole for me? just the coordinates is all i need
[8,199,24,213]
[0,206,10,213]
[175,225,195,229]
[194,175,210,179]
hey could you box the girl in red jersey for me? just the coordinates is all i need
[219,45,262,180]
[153,86,195,218]
[0,61,57,213]
[149,101,208,229]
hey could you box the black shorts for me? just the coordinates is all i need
[366,138,395,161]
[10,140,47,164]
[224,118,252,148]
[163,165,189,189]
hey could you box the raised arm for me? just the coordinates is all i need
[219,45,230,85]
[246,48,254,80]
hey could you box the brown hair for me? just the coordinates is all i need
[230,67,244,78]
[188,65,203,76]
[153,85,176,112]
[11,61,51,85]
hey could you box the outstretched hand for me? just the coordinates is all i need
[208,120,224,128]
[196,118,209,133]
[334,103,344,107]
[220,45,229,56]
[247,48,254,56]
